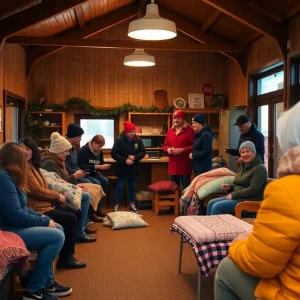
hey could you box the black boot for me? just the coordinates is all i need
[95,207,106,217]
[57,255,86,269]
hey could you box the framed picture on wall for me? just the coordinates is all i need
[0,106,2,132]
[188,93,205,109]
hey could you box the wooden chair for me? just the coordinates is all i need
[152,189,180,215]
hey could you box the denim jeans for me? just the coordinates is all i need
[215,257,260,300]
[115,177,136,205]
[169,175,191,190]
[76,191,91,237]
[7,224,65,292]
[206,196,238,215]
[76,176,93,184]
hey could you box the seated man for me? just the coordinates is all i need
[206,141,267,215]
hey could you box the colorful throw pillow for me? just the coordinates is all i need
[148,181,179,192]
[40,169,82,211]
[197,176,235,200]
[103,211,148,230]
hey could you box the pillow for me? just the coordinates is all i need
[148,181,179,192]
[197,176,235,200]
[40,169,82,211]
[103,211,148,230]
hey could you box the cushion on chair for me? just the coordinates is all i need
[148,181,179,192]
[103,212,148,230]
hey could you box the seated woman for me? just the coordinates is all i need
[206,141,267,215]
[0,142,71,300]
[19,137,86,269]
[77,134,111,216]
[40,132,96,243]
[214,91,300,299]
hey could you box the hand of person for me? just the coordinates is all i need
[226,194,232,200]
[128,155,135,161]
[77,183,88,191]
[74,170,89,179]
[48,220,56,228]
[126,158,134,165]
[237,157,243,164]
[167,147,174,155]
[57,194,66,207]
[189,153,193,159]
[221,184,231,191]
[172,148,184,155]
[225,147,231,154]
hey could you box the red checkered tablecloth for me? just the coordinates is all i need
[170,224,231,277]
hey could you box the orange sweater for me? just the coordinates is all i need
[229,175,300,299]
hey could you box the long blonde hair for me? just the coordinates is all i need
[0,142,27,191]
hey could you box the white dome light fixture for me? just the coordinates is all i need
[124,49,155,67]
[128,0,177,41]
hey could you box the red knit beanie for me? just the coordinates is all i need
[173,110,184,119]
[124,121,136,133]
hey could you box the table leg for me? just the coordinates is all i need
[197,271,202,300]
[178,236,184,274]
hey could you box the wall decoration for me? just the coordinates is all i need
[202,83,214,96]
[173,97,186,108]
[188,93,205,109]
[0,106,3,132]
[210,94,228,109]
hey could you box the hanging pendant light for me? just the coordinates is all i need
[124,49,155,67]
[128,0,177,41]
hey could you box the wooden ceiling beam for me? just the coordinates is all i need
[201,10,222,32]
[160,8,247,76]
[282,3,300,20]
[26,3,139,76]
[0,0,88,49]
[200,0,287,56]
[75,6,85,28]
[7,36,246,52]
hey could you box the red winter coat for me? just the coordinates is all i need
[163,123,194,175]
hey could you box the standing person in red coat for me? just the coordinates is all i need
[163,110,194,190]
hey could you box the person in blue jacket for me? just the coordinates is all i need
[189,113,213,176]
[0,142,72,300]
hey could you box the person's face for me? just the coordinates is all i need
[237,122,250,134]
[173,117,184,128]
[70,135,82,145]
[240,148,255,163]
[20,143,32,161]
[192,121,203,132]
[92,142,103,152]
[56,150,70,161]
[126,130,136,139]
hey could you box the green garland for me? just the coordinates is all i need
[27,97,174,116]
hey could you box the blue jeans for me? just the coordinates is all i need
[215,257,259,300]
[169,175,191,190]
[76,177,93,184]
[206,196,238,215]
[76,191,91,237]
[115,177,136,205]
[7,224,64,292]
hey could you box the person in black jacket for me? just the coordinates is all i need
[225,114,265,164]
[189,113,213,176]
[111,121,146,213]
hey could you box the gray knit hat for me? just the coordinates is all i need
[239,141,256,154]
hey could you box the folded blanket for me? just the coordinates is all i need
[174,214,253,243]
[0,230,30,281]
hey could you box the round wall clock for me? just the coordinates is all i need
[173,98,186,108]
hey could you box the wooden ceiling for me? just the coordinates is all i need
[1,0,299,76]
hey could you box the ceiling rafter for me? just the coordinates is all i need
[75,5,85,28]
[282,3,300,20]
[26,3,139,76]
[7,36,246,52]
[200,0,287,57]
[0,0,89,50]
[159,8,247,76]
[201,10,222,32]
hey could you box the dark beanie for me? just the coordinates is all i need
[66,123,84,138]
[192,113,206,125]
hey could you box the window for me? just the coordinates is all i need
[257,70,284,95]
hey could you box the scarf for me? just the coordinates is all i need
[277,145,300,178]
[88,141,100,156]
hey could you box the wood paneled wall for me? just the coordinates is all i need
[0,44,28,143]
[289,15,300,54]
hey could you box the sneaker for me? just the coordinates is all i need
[43,281,72,297]
[129,203,138,213]
[23,290,58,300]
[87,218,94,224]
[114,204,120,212]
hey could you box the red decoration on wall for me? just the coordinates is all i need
[202,83,214,96]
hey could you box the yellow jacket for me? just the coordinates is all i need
[229,175,300,300]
